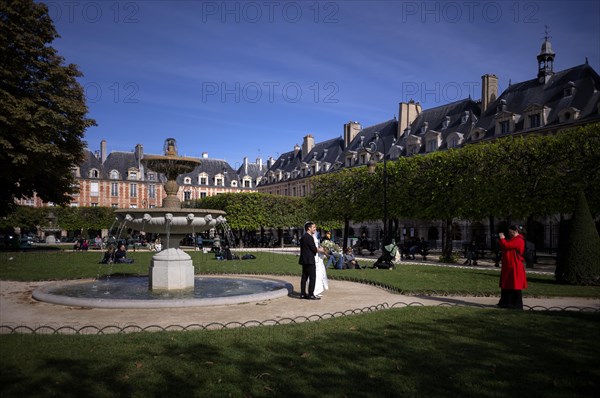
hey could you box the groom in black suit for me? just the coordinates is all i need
[299,221,323,300]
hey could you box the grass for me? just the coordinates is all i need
[1,249,599,298]
[1,249,599,397]
[1,307,599,397]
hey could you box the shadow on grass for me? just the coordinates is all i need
[2,308,599,397]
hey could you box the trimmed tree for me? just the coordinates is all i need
[555,190,600,285]
[0,0,95,216]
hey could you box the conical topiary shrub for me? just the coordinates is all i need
[555,190,600,285]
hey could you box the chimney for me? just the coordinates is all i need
[343,121,362,149]
[267,156,275,168]
[135,144,143,162]
[100,139,107,163]
[302,134,314,158]
[243,157,248,174]
[481,74,498,113]
[294,144,300,157]
[397,100,421,140]
[256,157,263,169]
[202,152,209,158]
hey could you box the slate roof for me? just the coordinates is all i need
[103,151,141,178]
[78,147,260,189]
[398,98,480,153]
[304,137,345,168]
[177,158,237,187]
[79,150,104,178]
[475,64,600,138]
[266,136,345,179]
[345,119,399,159]
[237,160,267,180]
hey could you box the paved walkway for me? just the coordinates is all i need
[2,274,599,334]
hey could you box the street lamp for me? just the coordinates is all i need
[361,132,394,245]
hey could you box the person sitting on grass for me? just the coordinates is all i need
[343,247,362,269]
[114,244,134,264]
[99,245,115,264]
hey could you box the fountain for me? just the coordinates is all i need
[39,211,61,244]
[114,138,226,291]
[32,138,290,308]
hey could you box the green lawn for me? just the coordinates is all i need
[1,249,599,397]
[1,307,599,397]
[1,249,599,298]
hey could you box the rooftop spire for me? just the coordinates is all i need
[537,26,555,84]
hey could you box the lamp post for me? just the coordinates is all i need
[361,132,393,245]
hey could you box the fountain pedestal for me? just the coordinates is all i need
[149,248,195,290]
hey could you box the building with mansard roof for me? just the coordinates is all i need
[65,141,264,209]
[256,37,600,250]
[259,36,600,199]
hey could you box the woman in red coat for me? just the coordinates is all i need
[497,225,528,309]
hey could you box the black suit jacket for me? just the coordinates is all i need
[298,233,317,265]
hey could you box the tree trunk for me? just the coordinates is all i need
[343,217,350,251]
[278,227,284,249]
[488,215,496,250]
[442,218,453,260]
[238,228,244,248]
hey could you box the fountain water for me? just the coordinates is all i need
[32,138,290,308]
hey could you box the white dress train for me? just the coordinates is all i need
[312,235,329,296]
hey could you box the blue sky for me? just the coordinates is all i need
[44,0,599,168]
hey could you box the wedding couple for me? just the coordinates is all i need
[299,221,329,300]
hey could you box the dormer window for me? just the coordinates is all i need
[424,130,442,153]
[461,111,469,124]
[198,173,208,185]
[528,114,541,129]
[495,110,519,136]
[230,180,237,187]
[442,116,451,129]
[72,167,81,178]
[406,135,421,155]
[214,173,225,186]
[523,104,549,130]
[421,122,429,134]
[564,81,576,97]
[183,177,191,185]
[243,177,252,188]
[446,132,464,148]
[89,168,99,178]
[147,173,156,181]
[127,169,138,180]
[427,140,438,152]
[496,99,507,113]
[449,136,459,148]
[110,170,120,180]
[558,107,580,123]
[469,128,486,142]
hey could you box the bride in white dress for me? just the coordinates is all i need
[312,233,329,297]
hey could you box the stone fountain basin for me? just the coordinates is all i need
[32,276,292,308]
[115,208,227,234]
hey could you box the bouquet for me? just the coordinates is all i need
[321,240,341,254]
